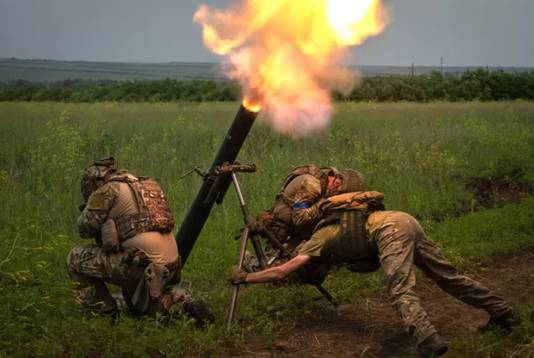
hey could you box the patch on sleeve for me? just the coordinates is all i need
[85,184,117,211]
[293,201,311,209]
[86,192,107,210]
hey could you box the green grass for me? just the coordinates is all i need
[0,101,533,356]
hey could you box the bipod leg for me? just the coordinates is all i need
[314,284,338,308]
[250,234,267,269]
[227,226,250,328]
[229,172,267,269]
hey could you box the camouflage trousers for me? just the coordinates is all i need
[373,211,512,344]
[67,244,180,316]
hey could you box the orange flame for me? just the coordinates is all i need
[195,0,388,135]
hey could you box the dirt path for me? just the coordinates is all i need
[238,250,534,357]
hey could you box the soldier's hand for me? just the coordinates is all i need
[315,198,328,212]
[229,266,248,285]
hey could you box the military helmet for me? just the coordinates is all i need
[338,169,365,193]
[80,157,117,201]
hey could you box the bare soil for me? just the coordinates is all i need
[465,177,533,210]
[237,250,534,357]
[425,177,533,222]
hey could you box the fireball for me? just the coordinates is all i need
[194,0,389,135]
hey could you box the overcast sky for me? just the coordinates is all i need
[0,0,533,67]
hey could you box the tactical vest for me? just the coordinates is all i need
[107,173,175,241]
[317,191,385,264]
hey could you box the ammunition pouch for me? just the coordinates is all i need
[130,259,181,315]
[115,212,172,241]
[101,218,120,252]
[322,210,376,263]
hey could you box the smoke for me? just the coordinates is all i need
[195,0,388,136]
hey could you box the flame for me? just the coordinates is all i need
[243,97,262,113]
[195,0,388,135]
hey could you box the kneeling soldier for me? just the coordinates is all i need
[68,157,213,323]
[231,167,520,357]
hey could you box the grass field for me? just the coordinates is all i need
[0,101,533,356]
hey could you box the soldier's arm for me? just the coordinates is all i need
[77,185,117,239]
[291,177,323,227]
[244,255,311,283]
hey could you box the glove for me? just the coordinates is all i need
[229,266,248,285]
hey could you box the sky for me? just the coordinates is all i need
[0,0,533,67]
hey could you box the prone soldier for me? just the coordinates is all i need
[67,157,213,323]
[232,166,520,357]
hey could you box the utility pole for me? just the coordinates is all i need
[411,62,415,76]
[440,56,444,75]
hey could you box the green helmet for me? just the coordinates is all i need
[80,157,117,201]
[338,169,365,193]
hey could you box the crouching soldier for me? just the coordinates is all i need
[231,167,520,357]
[245,165,379,279]
[67,157,213,324]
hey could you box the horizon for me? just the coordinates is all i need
[2,57,533,70]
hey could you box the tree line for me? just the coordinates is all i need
[1,69,533,102]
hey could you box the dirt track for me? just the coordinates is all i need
[238,250,534,357]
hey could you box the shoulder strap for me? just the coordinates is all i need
[105,172,147,213]
[278,165,336,193]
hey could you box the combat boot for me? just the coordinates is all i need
[162,287,215,327]
[183,298,215,327]
[479,310,521,333]
[417,333,448,358]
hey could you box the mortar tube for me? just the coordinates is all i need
[176,104,259,265]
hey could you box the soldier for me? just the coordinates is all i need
[67,157,213,324]
[232,167,520,357]
[246,165,379,279]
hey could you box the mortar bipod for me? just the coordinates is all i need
[220,163,268,328]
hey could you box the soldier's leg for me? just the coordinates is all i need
[66,245,132,314]
[413,231,512,318]
[376,213,438,344]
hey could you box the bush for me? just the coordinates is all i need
[1,69,533,103]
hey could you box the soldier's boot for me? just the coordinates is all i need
[479,310,521,333]
[73,275,118,317]
[417,333,448,358]
[161,288,215,327]
[182,297,215,327]
[87,281,119,317]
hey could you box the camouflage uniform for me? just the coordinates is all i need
[248,170,373,281]
[269,167,365,242]
[298,210,514,344]
[68,170,180,316]
[273,173,324,230]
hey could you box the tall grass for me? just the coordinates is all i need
[0,102,533,356]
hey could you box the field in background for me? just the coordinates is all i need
[0,102,533,356]
[2,58,533,82]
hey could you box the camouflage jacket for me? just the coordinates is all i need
[77,180,124,239]
[78,171,175,240]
